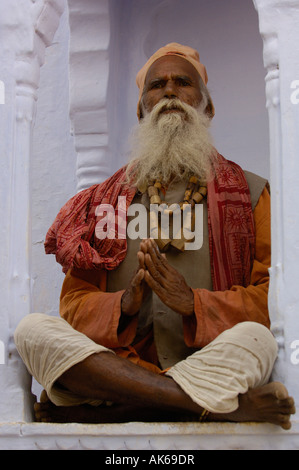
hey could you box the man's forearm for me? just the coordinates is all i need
[60,269,138,348]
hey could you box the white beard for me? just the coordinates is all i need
[126,98,217,189]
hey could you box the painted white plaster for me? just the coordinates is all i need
[253,1,299,418]
[0,0,67,423]
[1,421,299,450]
[31,3,77,318]
[0,342,4,365]
[68,0,110,192]
[0,81,4,104]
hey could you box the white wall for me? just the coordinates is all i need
[108,0,269,179]
[31,7,77,317]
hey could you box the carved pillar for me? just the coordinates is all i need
[254,0,299,407]
[0,0,65,422]
[67,0,110,192]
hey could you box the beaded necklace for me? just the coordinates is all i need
[146,176,207,252]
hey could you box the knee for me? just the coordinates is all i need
[232,321,273,337]
[230,321,278,357]
[14,313,49,348]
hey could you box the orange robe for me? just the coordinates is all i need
[60,187,271,373]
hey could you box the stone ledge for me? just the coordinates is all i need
[0,420,298,450]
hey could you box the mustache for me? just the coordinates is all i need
[150,98,192,121]
[159,99,186,113]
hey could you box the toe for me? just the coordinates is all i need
[273,382,289,400]
[40,389,50,403]
[279,414,292,430]
[277,396,296,415]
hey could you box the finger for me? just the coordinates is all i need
[147,239,174,276]
[140,238,150,254]
[144,270,179,311]
[144,253,165,284]
[146,239,164,264]
[150,239,171,266]
[137,251,146,270]
[149,238,162,256]
[144,269,165,296]
[131,268,145,288]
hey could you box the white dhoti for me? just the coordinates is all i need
[166,321,278,413]
[14,314,110,407]
[14,313,278,412]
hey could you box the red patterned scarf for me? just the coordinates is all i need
[207,155,255,290]
[44,154,255,291]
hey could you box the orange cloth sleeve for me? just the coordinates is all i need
[183,186,271,348]
[59,269,138,349]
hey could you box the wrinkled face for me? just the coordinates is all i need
[141,55,203,117]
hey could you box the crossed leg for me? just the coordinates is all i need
[34,351,296,429]
[14,314,296,428]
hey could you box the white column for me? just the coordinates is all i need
[0,0,65,422]
[254,0,299,409]
[67,0,110,192]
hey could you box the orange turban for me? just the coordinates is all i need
[136,42,214,119]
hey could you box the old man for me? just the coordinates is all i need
[15,43,295,428]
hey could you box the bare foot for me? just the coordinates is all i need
[34,382,296,429]
[210,382,296,430]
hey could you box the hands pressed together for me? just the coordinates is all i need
[121,239,194,318]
